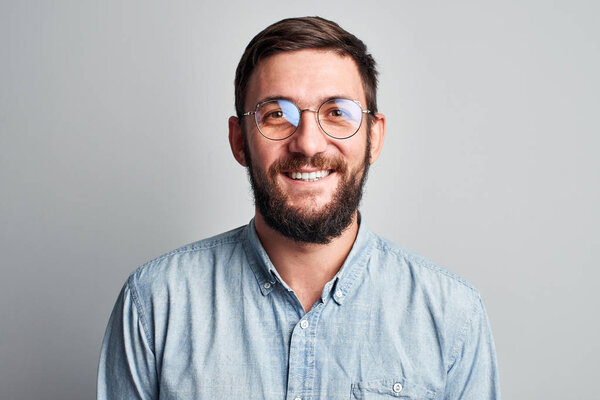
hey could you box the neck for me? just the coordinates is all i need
[254,210,359,313]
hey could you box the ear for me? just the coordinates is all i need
[228,116,247,166]
[368,113,386,164]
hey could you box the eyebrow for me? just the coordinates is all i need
[253,94,354,108]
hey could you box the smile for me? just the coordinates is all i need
[285,170,331,182]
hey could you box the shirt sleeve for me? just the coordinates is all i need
[97,279,158,400]
[444,295,501,400]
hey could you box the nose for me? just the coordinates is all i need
[287,109,328,157]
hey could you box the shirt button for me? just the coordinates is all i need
[300,319,309,329]
[393,382,403,393]
[294,397,302,400]
[263,282,271,289]
[335,290,343,298]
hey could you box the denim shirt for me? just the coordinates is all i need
[97,219,500,400]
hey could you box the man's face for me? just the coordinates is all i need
[237,49,379,243]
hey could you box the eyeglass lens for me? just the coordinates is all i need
[255,99,364,140]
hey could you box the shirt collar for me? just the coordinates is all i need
[242,214,374,305]
[243,218,290,295]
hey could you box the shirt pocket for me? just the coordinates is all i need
[350,376,436,400]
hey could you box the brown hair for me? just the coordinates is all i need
[234,16,379,119]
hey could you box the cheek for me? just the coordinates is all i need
[250,142,286,174]
[340,143,367,165]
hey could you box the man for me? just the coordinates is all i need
[98,16,500,399]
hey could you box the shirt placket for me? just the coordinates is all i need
[285,303,324,400]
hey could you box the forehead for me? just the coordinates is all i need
[245,49,366,108]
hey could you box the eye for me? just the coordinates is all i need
[260,108,292,126]
[325,107,350,119]
[265,110,284,119]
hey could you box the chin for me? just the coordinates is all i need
[287,196,334,215]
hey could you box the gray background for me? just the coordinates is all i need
[1,1,598,399]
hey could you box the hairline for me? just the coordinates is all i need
[241,49,369,113]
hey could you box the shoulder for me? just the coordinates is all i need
[366,231,482,313]
[126,225,248,298]
[364,232,488,362]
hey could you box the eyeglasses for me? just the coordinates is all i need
[242,98,371,141]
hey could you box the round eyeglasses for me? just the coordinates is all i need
[242,98,371,140]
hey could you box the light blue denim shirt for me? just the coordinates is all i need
[98,219,500,399]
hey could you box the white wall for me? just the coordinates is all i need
[1,1,598,399]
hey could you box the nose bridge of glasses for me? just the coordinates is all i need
[299,107,319,121]
[288,106,329,155]
[297,107,321,127]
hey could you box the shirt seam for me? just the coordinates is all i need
[126,274,156,354]
[373,237,477,293]
[446,293,482,372]
[336,237,374,301]
[134,232,245,274]
[241,231,273,292]
[364,277,379,370]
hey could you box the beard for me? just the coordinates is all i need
[243,135,371,244]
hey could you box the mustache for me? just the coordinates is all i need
[268,154,348,177]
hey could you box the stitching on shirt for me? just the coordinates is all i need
[241,232,271,288]
[329,228,376,304]
[363,276,380,367]
[337,236,374,300]
[446,293,481,373]
[126,275,155,353]
[134,227,246,273]
[372,234,477,292]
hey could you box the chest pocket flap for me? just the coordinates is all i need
[351,376,436,400]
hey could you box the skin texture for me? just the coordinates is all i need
[229,49,385,311]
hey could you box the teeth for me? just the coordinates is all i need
[287,170,331,182]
